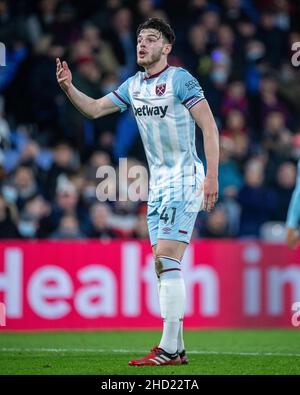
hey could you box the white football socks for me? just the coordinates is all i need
[177,320,185,354]
[156,256,186,355]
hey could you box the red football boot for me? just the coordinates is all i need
[128,346,181,366]
[179,350,189,365]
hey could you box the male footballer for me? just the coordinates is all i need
[56,18,219,366]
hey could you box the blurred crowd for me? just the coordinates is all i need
[0,0,300,241]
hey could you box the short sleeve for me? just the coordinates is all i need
[173,68,205,110]
[106,78,131,113]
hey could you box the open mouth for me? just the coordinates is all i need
[139,50,147,57]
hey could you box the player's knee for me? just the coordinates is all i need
[155,255,181,279]
[155,257,163,277]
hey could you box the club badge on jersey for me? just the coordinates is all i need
[156,83,166,96]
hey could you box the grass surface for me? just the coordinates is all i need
[0,329,300,375]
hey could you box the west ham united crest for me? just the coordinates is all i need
[155,83,166,96]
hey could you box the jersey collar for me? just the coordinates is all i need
[144,64,170,80]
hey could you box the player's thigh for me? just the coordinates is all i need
[147,198,160,248]
[155,239,188,261]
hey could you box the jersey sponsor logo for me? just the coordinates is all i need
[133,105,168,118]
[155,83,166,96]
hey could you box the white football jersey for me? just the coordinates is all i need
[107,65,205,191]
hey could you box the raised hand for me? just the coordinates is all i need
[56,58,72,92]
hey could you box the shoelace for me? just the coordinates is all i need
[142,346,165,359]
[149,346,160,355]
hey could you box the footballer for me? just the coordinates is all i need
[56,18,219,366]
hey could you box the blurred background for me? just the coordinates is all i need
[0,0,299,242]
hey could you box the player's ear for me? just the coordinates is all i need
[163,43,172,55]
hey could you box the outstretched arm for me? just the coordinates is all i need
[56,58,119,119]
[190,99,219,212]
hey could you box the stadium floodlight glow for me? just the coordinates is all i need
[0,42,6,66]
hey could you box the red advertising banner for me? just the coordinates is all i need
[0,240,300,330]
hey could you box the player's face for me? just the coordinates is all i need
[137,29,168,67]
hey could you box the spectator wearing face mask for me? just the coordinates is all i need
[204,48,231,120]
[11,165,40,210]
[18,195,51,239]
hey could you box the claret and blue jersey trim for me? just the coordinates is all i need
[143,64,170,80]
[106,66,205,190]
[112,91,130,108]
[182,95,205,110]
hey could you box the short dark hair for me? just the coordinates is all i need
[137,18,175,45]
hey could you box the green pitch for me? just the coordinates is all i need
[0,329,300,375]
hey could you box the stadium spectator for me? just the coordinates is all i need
[11,165,40,210]
[257,11,286,68]
[49,176,88,232]
[43,142,79,199]
[51,213,86,239]
[238,159,277,237]
[259,76,291,126]
[221,80,249,117]
[0,96,10,153]
[200,204,231,238]
[272,161,297,222]
[28,36,65,133]
[26,0,59,45]
[108,7,136,81]
[218,136,243,200]
[0,195,19,238]
[181,24,208,79]
[262,111,293,162]
[85,202,118,239]
[200,9,220,50]
[64,55,103,148]
[221,109,249,137]
[131,203,149,239]
[20,194,51,238]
